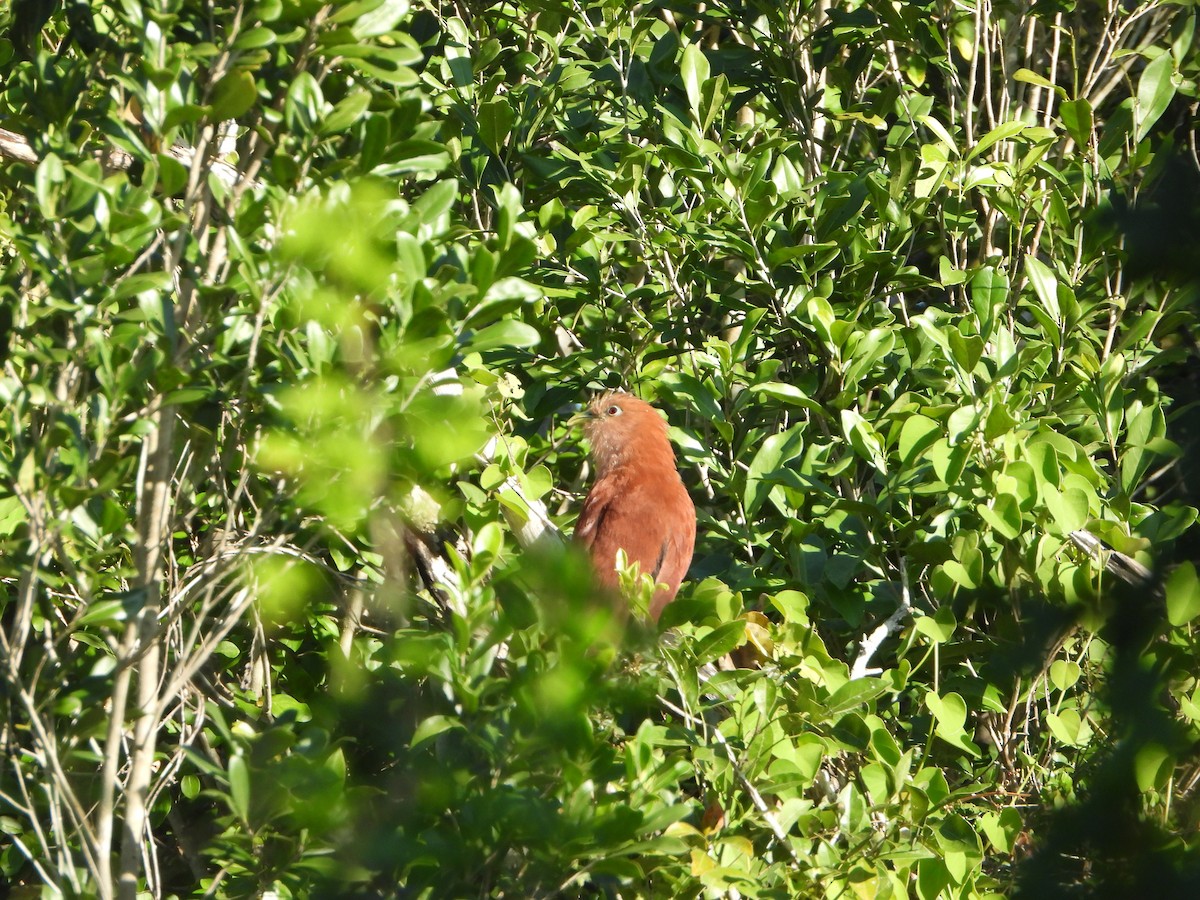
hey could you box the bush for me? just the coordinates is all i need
[1,0,1198,896]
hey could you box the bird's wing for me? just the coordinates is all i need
[648,495,696,619]
[574,476,617,550]
[650,538,671,583]
[577,475,694,597]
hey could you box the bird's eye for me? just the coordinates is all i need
[606,404,622,416]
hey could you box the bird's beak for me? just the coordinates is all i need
[566,404,593,428]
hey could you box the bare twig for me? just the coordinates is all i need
[0,124,243,188]
[0,126,39,163]
[851,565,913,679]
[1068,530,1156,591]
[118,408,177,900]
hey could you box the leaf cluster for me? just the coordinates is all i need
[1,0,1199,897]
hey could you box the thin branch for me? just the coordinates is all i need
[0,124,243,188]
[0,126,39,163]
[118,408,177,900]
[850,564,912,680]
[1068,530,1156,591]
[659,687,806,869]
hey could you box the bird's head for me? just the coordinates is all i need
[571,390,673,476]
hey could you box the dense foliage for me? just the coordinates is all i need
[1,0,1199,896]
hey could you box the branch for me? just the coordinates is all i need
[658,672,805,870]
[0,124,243,188]
[850,564,912,680]
[474,427,565,550]
[1068,530,1157,591]
[0,126,38,163]
[117,408,177,900]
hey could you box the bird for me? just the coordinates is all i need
[572,391,696,621]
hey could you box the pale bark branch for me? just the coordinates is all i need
[118,409,177,900]
[1069,530,1156,590]
[851,564,912,680]
[0,126,38,163]
[0,124,243,188]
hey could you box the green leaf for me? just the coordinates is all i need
[939,259,966,289]
[410,179,458,228]
[1166,562,1200,627]
[411,715,464,748]
[322,90,372,134]
[946,405,979,445]
[1135,51,1177,142]
[1024,256,1061,327]
[348,0,411,38]
[471,520,504,563]
[744,424,806,516]
[1042,485,1089,535]
[700,73,730,134]
[1013,67,1067,98]
[919,115,958,155]
[898,415,940,467]
[1060,98,1093,147]
[730,307,768,362]
[78,598,128,627]
[680,43,709,122]
[943,541,983,589]
[1049,660,1081,692]
[233,26,276,50]
[830,712,872,752]
[970,266,1007,338]
[113,271,172,301]
[693,621,746,666]
[210,69,258,119]
[977,493,1021,540]
[841,409,887,474]
[477,97,515,154]
[341,48,419,85]
[984,403,1019,441]
[156,152,189,195]
[390,139,450,172]
[802,293,837,346]
[228,755,250,823]
[947,331,983,374]
[17,453,36,493]
[35,152,64,217]
[462,319,540,352]
[748,382,821,409]
[1047,708,1091,747]
[979,808,1023,853]
[914,606,957,644]
[967,121,1027,161]
[925,691,978,756]
[1026,440,1061,489]
[0,497,28,538]
[769,589,809,625]
[1134,742,1173,792]
[1121,404,1165,494]
[826,678,888,717]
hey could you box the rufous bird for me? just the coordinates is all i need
[573,391,696,621]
